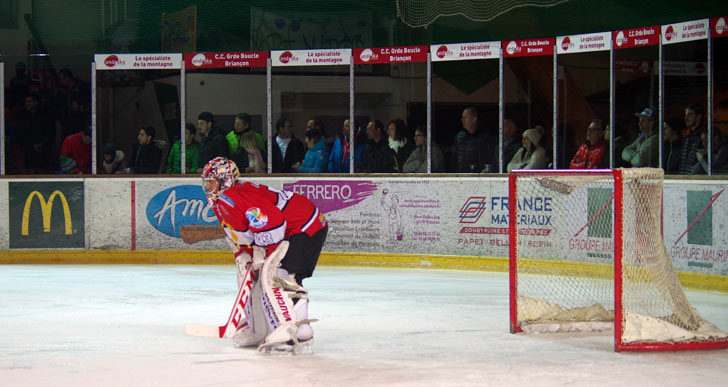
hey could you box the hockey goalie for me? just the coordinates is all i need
[197,157,328,353]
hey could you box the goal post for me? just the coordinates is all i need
[508,168,728,352]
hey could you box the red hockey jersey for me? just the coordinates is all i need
[210,181,326,256]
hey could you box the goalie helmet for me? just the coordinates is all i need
[202,157,239,199]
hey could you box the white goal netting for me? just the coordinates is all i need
[510,168,727,350]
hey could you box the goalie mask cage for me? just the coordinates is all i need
[508,168,728,352]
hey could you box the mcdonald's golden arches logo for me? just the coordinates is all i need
[22,191,73,236]
[9,182,85,249]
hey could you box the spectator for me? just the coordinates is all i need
[271,117,305,173]
[56,68,90,133]
[387,118,415,172]
[570,119,607,169]
[663,118,683,174]
[451,107,496,173]
[328,119,365,173]
[293,129,329,173]
[18,94,54,148]
[59,156,80,174]
[130,126,163,174]
[166,123,200,174]
[507,126,548,172]
[8,62,29,107]
[603,124,629,168]
[502,119,522,172]
[101,143,128,174]
[359,120,397,173]
[306,118,330,147]
[693,130,728,174]
[233,131,267,174]
[24,136,56,174]
[622,108,659,167]
[196,111,229,173]
[59,123,92,174]
[402,126,445,173]
[226,113,265,155]
[678,104,706,174]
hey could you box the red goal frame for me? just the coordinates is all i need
[508,169,728,352]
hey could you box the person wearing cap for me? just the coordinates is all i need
[570,119,607,169]
[59,123,92,174]
[293,129,329,173]
[622,108,659,168]
[507,126,548,172]
[101,143,128,174]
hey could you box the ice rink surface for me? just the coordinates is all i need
[1,265,727,387]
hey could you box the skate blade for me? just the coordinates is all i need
[257,339,313,355]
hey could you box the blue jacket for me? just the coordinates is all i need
[298,140,330,173]
[327,136,364,173]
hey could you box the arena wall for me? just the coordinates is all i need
[0,176,726,292]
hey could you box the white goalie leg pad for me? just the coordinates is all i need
[256,241,305,353]
[232,278,267,347]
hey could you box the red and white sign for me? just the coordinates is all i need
[183,52,268,68]
[429,41,500,61]
[353,46,428,64]
[94,53,182,70]
[613,26,659,49]
[711,17,728,37]
[557,32,611,54]
[271,49,351,66]
[662,19,709,45]
[502,38,555,58]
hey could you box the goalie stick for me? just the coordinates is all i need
[184,262,255,338]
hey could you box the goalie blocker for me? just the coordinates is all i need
[200,157,328,353]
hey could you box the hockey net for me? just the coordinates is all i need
[508,168,728,351]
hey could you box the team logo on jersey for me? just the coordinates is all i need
[246,207,268,228]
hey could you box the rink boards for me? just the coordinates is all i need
[0,176,726,290]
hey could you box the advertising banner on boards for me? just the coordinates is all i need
[130,177,728,276]
[8,181,85,249]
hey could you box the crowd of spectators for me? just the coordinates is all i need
[4,63,725,175]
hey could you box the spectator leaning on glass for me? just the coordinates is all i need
[569,119,606,169]
[622,108,659,168]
